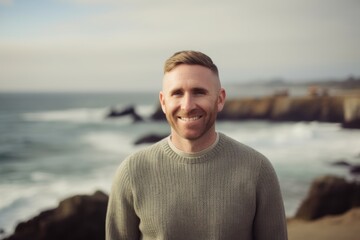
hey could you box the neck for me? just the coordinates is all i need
[170,131,218,153]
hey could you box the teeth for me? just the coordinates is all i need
[179,116,200,121]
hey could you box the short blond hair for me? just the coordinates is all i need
[164,50,219,76]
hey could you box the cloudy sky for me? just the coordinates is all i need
[1,0,359,92]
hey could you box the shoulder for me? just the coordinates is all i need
[117,137,167,174]
[217,132,276,173]
[219,132,279,180]
[127,138,166,162]
[218,132,268,161]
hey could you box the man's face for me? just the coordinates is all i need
[159,64,226,143]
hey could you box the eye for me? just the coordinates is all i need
[193,88,207,96]
[171,90,183,97]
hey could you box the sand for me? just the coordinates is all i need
[287,208,360,240]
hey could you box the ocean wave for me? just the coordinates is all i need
[30,171,54,182]
[220,121,360,164]
[23,108,109,123]
[22,104,156,124]
[135,104,158,118]
[221,121,338,147]
[0,151,19,162]
[81,131,136,155]
[0,175,114,235]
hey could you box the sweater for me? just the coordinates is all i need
[106,132,288,240]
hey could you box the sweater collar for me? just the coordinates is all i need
[161,133,223,164]
[167,133,219,158]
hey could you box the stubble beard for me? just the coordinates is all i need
[166,102,218,141]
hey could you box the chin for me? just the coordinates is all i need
[181,131,205,141]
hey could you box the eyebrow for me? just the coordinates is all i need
[169,87,209,95]
[192,87,209,94]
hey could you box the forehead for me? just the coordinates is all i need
[162,64,219,91]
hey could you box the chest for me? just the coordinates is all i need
[132,165,257,239]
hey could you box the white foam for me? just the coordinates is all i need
[23,108,109,123]
[0,173,115,235]
[136,104,158,118]
[30,171,54,182]
[82,131,135,155]
[219,121,360,165]
[23,104,156,124]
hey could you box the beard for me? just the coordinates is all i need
[165,101,218,141]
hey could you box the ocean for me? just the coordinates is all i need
[0,90,359,236]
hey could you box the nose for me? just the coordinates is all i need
[181,93,195,112]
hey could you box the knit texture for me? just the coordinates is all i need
[106,132,288,240]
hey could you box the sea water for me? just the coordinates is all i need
[0,91,359,235]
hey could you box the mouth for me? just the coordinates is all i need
[178,116,202,122]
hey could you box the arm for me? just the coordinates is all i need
[253,159,288,240]
[106,161,140,240]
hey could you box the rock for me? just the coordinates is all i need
[350,165,360,176]
[4,191,108,240]
[217,97,274,120]
[106,105,143,122]
[330,161,360,179]
[150,95,350,126]
[294,175,360,221]
[150,105,166,121]
[218,95,345,122]
[270,96,344,122]
[134,133,168,145]
[342,97,360,128]
[331,160,352,167]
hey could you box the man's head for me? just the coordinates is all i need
[164,50,219,77]
[160,50,226,151]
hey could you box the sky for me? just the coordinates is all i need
[0,0,359,92]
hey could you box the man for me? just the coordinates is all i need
[106,50,288,240]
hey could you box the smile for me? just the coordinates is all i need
[178,116,201,122]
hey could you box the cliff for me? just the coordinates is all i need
[218,96,344,122]
[151,95,360,128]
[294,175,360,220]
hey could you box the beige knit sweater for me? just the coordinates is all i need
[106,133,288,240]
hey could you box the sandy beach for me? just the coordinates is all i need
[287,208,360,240]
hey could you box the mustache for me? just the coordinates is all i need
[177,109,204,117]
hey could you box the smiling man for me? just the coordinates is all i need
[106,51,288,240]
[160,62,225,152]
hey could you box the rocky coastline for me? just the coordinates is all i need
[2,175,359,240]
[106,87,360,129]
[149,94,360,129]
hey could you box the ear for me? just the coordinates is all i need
[159,91,166,114]
[217,88,226,112]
